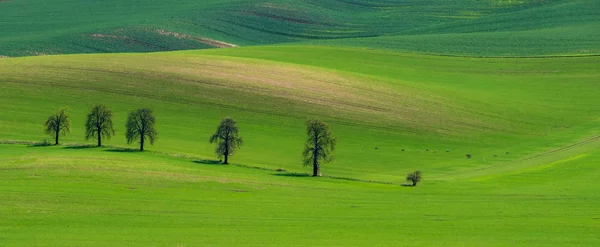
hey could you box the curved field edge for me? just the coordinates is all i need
[303,24,600,57]
[1,46,599,182]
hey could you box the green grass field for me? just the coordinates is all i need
[1,0,600,245]
[1,46,599,245]
[1,143,599,246]
[1,0,598,56]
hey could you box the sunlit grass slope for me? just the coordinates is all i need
[1,46,599,182]
[1,0,598,56]
[1,45,599,246]
[1,140,599,246]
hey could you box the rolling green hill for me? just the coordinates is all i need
[1,46,599,245]
[1,0,599,56]
[2,0,600,245]
[1,46,599,180]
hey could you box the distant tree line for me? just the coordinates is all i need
[43,106,339,177]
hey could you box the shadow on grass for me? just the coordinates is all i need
[273,172,311,177]
[104,148,139,153]
[192,159,224,165]
[401,184,416,187]
[27,143,53,148]
[63,144,97,149]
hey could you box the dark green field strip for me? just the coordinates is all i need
[1,0,597,56]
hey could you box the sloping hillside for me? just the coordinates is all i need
[1,0,598,56]
[1,46,600,246]
[1,46,598,181]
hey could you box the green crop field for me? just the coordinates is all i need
[1,46,599,245]
[1,0,599,56]
[1,0,600,246]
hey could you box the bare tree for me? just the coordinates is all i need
[302,119,337,177]
[406,170,422,186]
[85,104,115,147]
[44,107,71,145]
[210,118,243,164]
[125,108,157,151]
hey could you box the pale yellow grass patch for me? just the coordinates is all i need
[91,33,123,39]
[163,58,398,114]
[155,29,238,48]
[158,56,476,134]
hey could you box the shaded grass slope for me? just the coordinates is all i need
[1,0,598,56]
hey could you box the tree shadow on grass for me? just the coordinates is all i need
[27,143,53,148]
[272,172,311,177]
[62,144,97,149]
[401,184,416,187]
[192,159,224,165]
[104,147,139,153]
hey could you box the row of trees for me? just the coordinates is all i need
[44,105,337,176]
[45,106,157,151]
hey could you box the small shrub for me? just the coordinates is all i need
[466,153,472,159]
[406,170,422,186]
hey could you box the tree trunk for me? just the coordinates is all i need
[223,132,229,164]
[312,131,321,177]
[412,180,417,186]
[97,129,102,147]
[312,151,320,177]
[312,163,320,177]
[140,136,144,151]
[55,119,60,145]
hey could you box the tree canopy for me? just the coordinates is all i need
[406,171,422,186]
[85,104,115,147]
[44,107,71,145]
[302,119,337,177]
[125,108,157,151]
[210,117,243,164]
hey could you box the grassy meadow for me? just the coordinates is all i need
[1,0,600,245]
[2,46,599,180]
[1,143,599,246]
[1,45,599,245]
